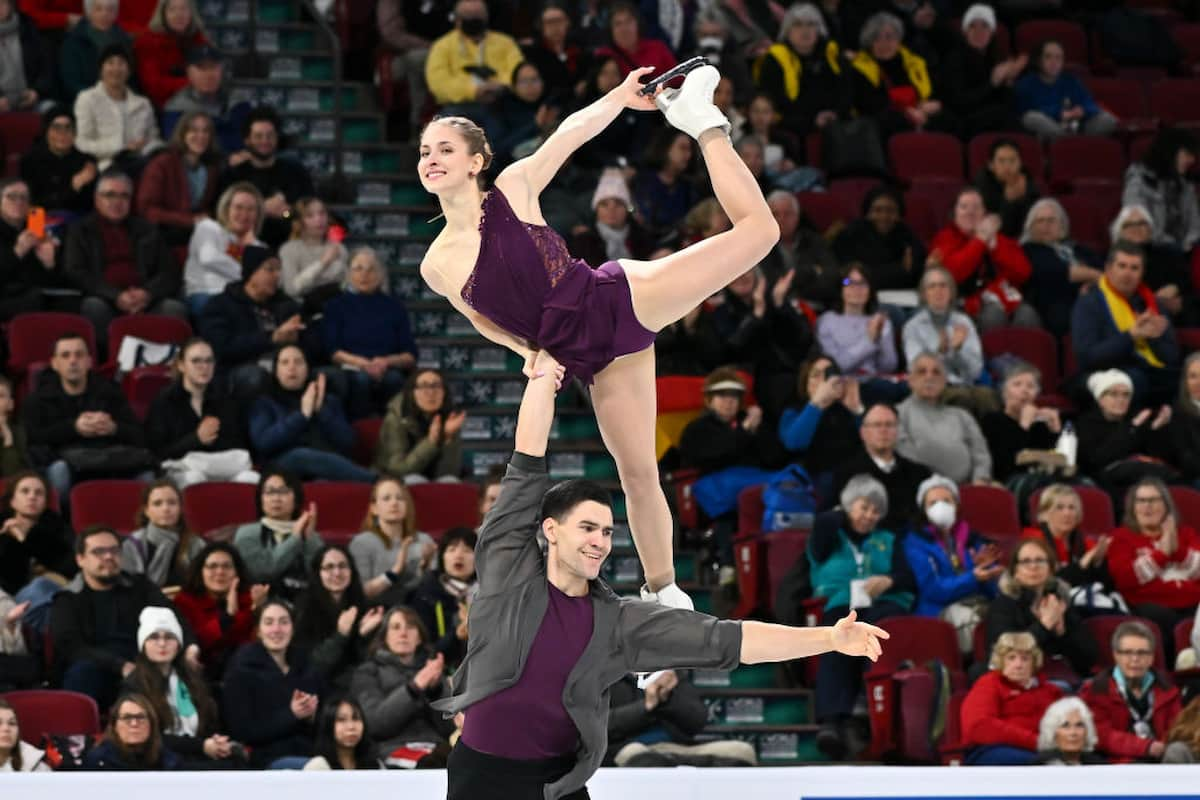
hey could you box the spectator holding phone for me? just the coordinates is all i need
[184,181,264,316]
[0,177,66,321]
[779,356,866,505]
[278,197,348,311]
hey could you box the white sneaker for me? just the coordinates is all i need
[654,64,730,140]
[640,581,695,611]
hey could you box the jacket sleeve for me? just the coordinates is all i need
[351,665,426,740]
[306,632,352,679]
[376,413,439,477]
[198,298,273,365]
[146,393,200,460]
[904,536,985,608]
[313,394,355,454]
[248,399,310,458]
[617,603,743,674]
[992,236,1033,287]
[73,91,125,162]
[679,415,750,473]
[138,224,181,304]
[473,455,552,596]
[960,674,1039,750]
[135,153,182,224]
[1079,679,1154,759]
[607,695,654,743]
[222,666,301,746]
[806,511,843,564]
[63,219,115,301]
[657,678,709,738]
[424,36,475,104]
[49,592,126,674]
[778,404,824,452]
[103,381,145,446]
[933,229,987,285]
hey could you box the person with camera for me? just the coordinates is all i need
[424,0,523,126]
[779,355,866,505]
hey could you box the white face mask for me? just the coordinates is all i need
[926,499,956,529]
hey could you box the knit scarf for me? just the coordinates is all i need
[166,670,199,736]
[657,0,684,52]
[140,524,182,587]
[261,517,296,545]
[0,14,26,103]
[595,221,630,261]
[1097,275,1164,368]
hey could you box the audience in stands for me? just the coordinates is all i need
[0,178,67,321]
[51,525,196,710]
[172,541,263,680]
[595,2,676,79]
[1170,352,1200,484]
[1071,241,1180,407]
[570,168,656,268]
[59,0,133,104]
[0,585,33,685]
[294,544,382,686]
[981,361,1061,484]
[423,0,522,124]
[1036,696,1104,765]
[321,248,417,419]
[248,345,374,483]
[136,110,221,246]
[1014,38,1117,140]
[375,0,451,137]
[984,537,1098,681]
[304,695,383,770]
[759,190,839,308]
[25,333,153,500]
[73,44,162,171]
[605,669,725,767]
[146,338,257,487]
[375,368,465,483]
[217,107,314,249]
[1023,484,1115,594]
[961,632,1063,765]
[122,606,233,768]
[975,137,1040,239]
[0,697,50,771]
[780,356,865,503]
[197,244,301,401]
[634,128,700,238]
[850,12,951,139]
[929,186,1037,331]
[902,267,986,391]
[487,61,557,172]
[680,366,781,479]
[810,479,915,761]
[222,599,322,768]
[1107,478,1200,653]
[83,691,182,770]
[0,376,24,474]
[351,477,437,601]
[0,470,74,630]
[163,45,235,136]
[1122,128,1200,254]
[1019,198,1102,339]
[1075,371,1174,499]
[832,184,925,294]
[0,0,52,112]
[832,402,930,533]
[940,4,1024,138]
[1107,205,1194,327]
[407,526,476,668]
[571,56,655,170]
[184,181,264,315]
[232,471,323,601]
[20,106,98,215]
[897,353,993,484]
[521,1,589,104]
[66,170,185,346]
[133,0,207,108]
[278,197,347,310]
[738,96,808,194]
[350,605,453,764]
[1080,620,1182,763]
[817,265,900,404]
[121,480,203,590]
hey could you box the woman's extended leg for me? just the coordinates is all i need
[622,128,778,332]
[590,347,676,592]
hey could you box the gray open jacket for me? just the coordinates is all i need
[433,453,743,800]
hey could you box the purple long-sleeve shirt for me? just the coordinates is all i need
[816,311,898,376]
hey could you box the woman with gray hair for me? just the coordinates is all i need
[1020,197,1102,337]
[1108,204,1195,324]
[752,2,851,136]
[901,266,984,386]
[980,360,1061,482]
[1036,697,1104,765]
[807,473,915,760]
[850,11,954,139]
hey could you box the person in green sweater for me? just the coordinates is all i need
[232,470,325,602]
[374,368,466,482]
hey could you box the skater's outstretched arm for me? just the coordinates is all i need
[740,611,889,664]
[499,66,662,203]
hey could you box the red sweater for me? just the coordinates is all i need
[1106,524,1200,609]
[595,38,677,78]
[929,225,1032,316]
[137,149,219,228]
[1079,669,1182,761]
[961,670,1063,750]
[19,0,154,32]
[173,589,256,666]
[134,29,208,108]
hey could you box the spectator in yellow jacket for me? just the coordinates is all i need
[425,0,523,126]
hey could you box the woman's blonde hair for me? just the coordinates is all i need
[1036,484,1081,524]
[288,196,326,240]
[1168,696,1200,755]
[362,476,416,546]
[147,0,207,37]
[215,181,264,236]
[989,630,1044,672]
[683,197,725,240]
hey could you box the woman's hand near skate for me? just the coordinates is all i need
[615,66,664,112]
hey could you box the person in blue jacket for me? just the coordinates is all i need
[903,475,1003,652]
[249,344,377,482]
[1015,39,1117,140]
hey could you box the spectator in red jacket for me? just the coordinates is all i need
[961,631,1063,765]
[928,186,1038,331]
[136,110,221,245]
[1107,477,1200,655]
[1079,619,1183,763]
[594,2,676,78]
[133,0,208,108]
[172,542,266,681]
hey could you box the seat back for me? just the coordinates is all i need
[1029,485,1115,538]
[765,530,809,616]
[182,481,258,536]
[69,480,148,535]
[351,417,383,467]
[408,481,481,538]
[106,314,193,365]
[1015,20,1089,65]
[124,366,172,421]
[1175,617,1194,658]
[797,191,854,234]
[957,484,1021,549]
[0,690,100,745]
[1085,614,1168,669]
[967,133,1043,181]
[0,112,43,159]
[1168,485,1200,530]
[1048,136,1126,191]
[737,484,766,537]
[1150,79,1200,124]
[888,132,964,184]
[6,312,97,374]
[1086,77,1150,120]
[304,481,373,546]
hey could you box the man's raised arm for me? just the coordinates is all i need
[514,352,563,458]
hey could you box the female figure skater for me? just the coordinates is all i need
[418,63,779,609]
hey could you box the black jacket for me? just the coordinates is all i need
[6,13,54,100]
[1027,524,1113,590]
[197,281,301,369]
[1170,408,1200,481]
[49,572,193,679]
[975,167,1040,240]
[19,144,97,213]
[0,508,75,595]
[23,370,145,468]
[604,673,708,764]
[983,577,1100,679]
[64,213,179,305]
[144,380,245,460]
[832,449,931,534]
[940,42,1014,118]
[1075,409,1175,482]
[222,641,322,767]
[679,409,787,476]
[407,570,469,667]
[980,411,1056,483]
[832,219,925,293]
[756,39,853,136]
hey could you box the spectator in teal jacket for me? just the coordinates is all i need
[59,0,133,104]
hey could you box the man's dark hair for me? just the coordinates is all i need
[539,479,612,523]
[438,526,478,575]
[52,332,89,357]
[242,105,282,140]
[863,402,898,420]
[76,524,120,555]
[1107,239,1146,267]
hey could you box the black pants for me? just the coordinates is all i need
[447,741,589,800]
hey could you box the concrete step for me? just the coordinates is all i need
[278,111,385,146]
[293,145,409,178]
[209,22,327,54]
[229,81,368,114]
[699,688,814,727]
[327,204,442,240]
[200,0,300,24]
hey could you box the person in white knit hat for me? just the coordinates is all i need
[1075,367,1175,493]
[942,3,1027,137]
[570,167,656,266]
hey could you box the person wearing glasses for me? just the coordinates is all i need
[351,477,437,602]
[19,106,99,216]
[293,545,384,687]
[50,526,198,711]
[172,542,266,680]
[1080,620,1183,763]
[233,471,325,602]
[816,265,902,407]
[375,368,466,484]
[982,537,1098,685]
[1105,205,1195,327]
[63,169,186,352]
[0,178,66,321]
[832,403,930,534]
[83,692,182,770]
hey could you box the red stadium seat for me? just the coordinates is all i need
[123,366,172,421]
[1056,194,1118,254]
[69,480,147,535]
[304,481,372,546]
[408,481,481,538]
[737,484,765,538]
[1177,327,1200,356]
[1047,136,1126,193]
[352,417,383,467]
[906,181,960,229]
[1086,78,1155,132]
[1173,23,1200,72]
[0,690,100,745]
[6,313,97,397]
[105,314,192,367]
[665,468,702,532]
[958,484,1022,550]
[1086,615,1168,669]
[828,178,880,218]
[797,191,853,234]
[888,132,964,185]
[981,326,1061,394]
[1175,618,1194,659]
[966,132,1044,182]
[1149,80,1200,124]
[1029,485,1115,538]
[182,481,258,536]
[1169,486,1200,531]
[656,375,706,414]
[903,191,938,244]
[0,112,43,162]
[1015,20,1089,65]
[765,529,809,617]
